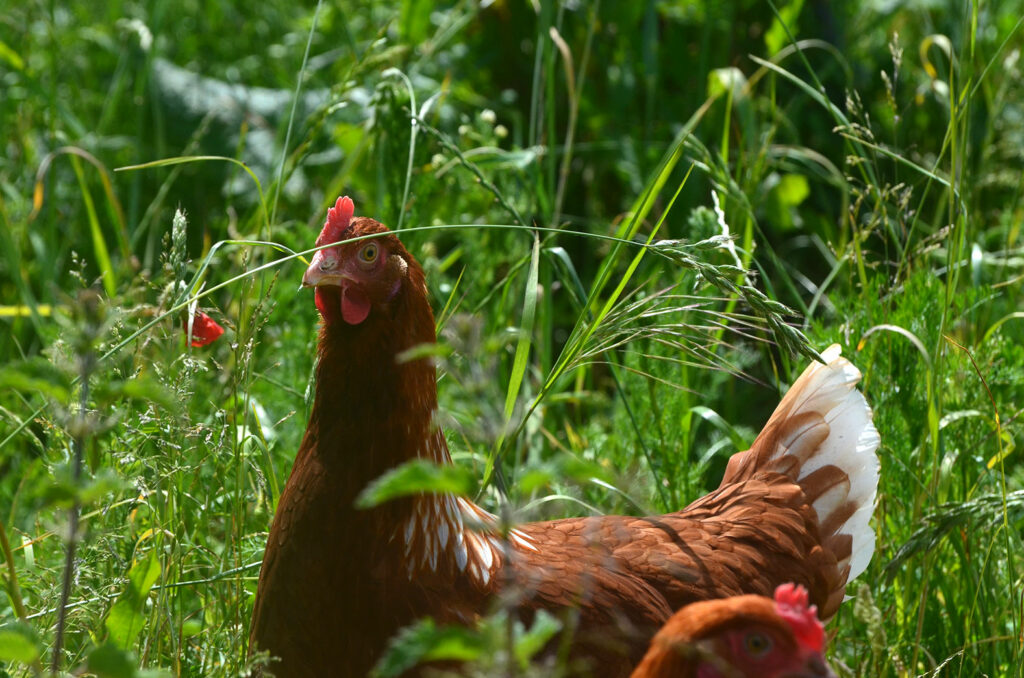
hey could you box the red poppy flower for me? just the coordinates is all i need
[184,311,224,347]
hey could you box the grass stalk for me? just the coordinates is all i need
[51,294,100,675]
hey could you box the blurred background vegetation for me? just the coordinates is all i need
[1,0,1023,676]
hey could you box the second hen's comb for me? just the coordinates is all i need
[316,196,355,247]
[773,583,825,653]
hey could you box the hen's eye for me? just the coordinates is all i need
[359,243,378,263]
[743,632,772,657]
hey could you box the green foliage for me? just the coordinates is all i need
[87,642,169,678]
[1,0,1023,677]
[87,644,142,678]
[373,610,563,678]
[105,553,161,650]
[0,628,38,664]
[372,618,486,677]
[355,459,476,509]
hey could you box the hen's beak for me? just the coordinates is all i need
[302,250,344,288]
[786,654,837,678]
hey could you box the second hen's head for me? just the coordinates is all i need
[301,196,430,337]
[631,584,836,678]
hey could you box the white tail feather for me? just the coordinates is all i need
[761,344,880,582]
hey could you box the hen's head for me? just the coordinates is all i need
[632,585,835,678]
[301,196,422,328]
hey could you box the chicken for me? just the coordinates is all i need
[248,196,880,677]
[629,583,836,678]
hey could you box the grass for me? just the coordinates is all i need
[1,0,1023,676]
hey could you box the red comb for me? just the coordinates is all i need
[316,196,355,247]
[773,583,825,653]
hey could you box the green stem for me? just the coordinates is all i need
[0,520,29,622]
[0,515,42,676]
[51,376,88,676]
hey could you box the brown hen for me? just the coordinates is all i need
[248,197,879,677]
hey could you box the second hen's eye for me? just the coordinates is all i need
[359,243,379,264]
[743,632,772,657]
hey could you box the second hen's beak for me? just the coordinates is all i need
[301,249,344,288]
[786,654,838,678]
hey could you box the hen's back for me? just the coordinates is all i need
[505,345,879,674]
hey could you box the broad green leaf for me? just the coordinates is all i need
[87,643,138,678]
[514,610,562,667]
[105,552,161,649]
[516,454,612,495]
[356,459,474,509]
[764,0,805,55]
[423,632,484,662]
[0,629,39,662]
[372,618,483,678]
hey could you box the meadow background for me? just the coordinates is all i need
[1,0,1023,676]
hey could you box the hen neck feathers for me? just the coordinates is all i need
[312,279,442,469]
[309,278,537,584]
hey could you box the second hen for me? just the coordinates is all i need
[249,197,880,677]
[629,584,836,678]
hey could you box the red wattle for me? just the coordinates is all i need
[315,288,341,325]
[341,285,371,325]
